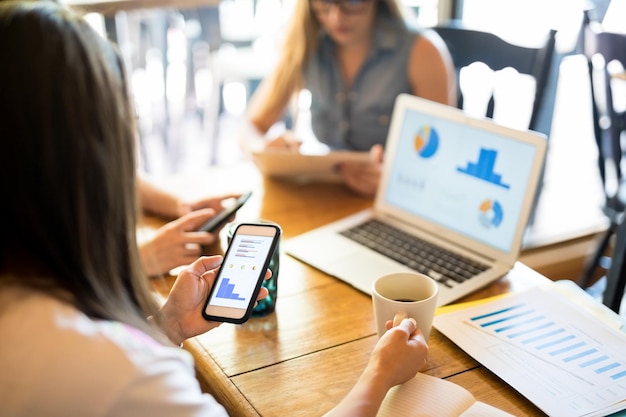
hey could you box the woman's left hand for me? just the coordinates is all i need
[159,256,270,345]
[179,194,242,219]
[337,144,384,197]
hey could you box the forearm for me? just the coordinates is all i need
[138,176,185,219]
[238,119,268,153]
[323,368,392,417]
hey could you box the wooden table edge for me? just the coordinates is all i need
[184,338,261,417]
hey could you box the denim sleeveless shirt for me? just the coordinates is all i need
[303,17,419,151]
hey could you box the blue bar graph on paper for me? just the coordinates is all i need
[216,278,246,301]
[549,341,586,356]
[515,323,561,341]
[596,362,621,374]
[458,148,511,189]
[536,335,576,350]
[581,355,609,368]
[563,348,597,362]
[434,287,626,417]
[467,299,626,383]
[612,370,626,380]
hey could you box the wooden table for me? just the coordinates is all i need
[147,163,562,416]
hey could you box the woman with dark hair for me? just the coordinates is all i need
[243,0,456,196]
[0,2,427,416]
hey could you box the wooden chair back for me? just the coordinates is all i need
[433,22,557,132]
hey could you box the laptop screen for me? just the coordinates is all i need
[384,104,541,253]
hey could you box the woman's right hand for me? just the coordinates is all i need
[322,318,429,417]
[368,318,429,388]
[139,209,216,277]
[265,132,302,151]
[159,256,271,345]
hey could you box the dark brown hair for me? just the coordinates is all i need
[0,1,162,338]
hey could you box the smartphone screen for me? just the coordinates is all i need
[202,223,281,324]
[196,191,252,233]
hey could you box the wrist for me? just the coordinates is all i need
[150,312,186,347]
[360,361,395,396]
[239,120,267,153]
[336,367,390,416]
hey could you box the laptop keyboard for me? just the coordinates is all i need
[339,219,489,288]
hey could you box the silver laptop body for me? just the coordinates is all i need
[286,94,548,306]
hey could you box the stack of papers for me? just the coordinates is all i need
[434,285,626,417]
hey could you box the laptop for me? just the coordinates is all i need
[285,94,548,306]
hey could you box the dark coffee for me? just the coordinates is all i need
[393,298,416,302]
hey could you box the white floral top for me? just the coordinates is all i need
[0,287,228,417]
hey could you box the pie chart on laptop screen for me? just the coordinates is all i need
[414,125,439,158]
[479,199,504,228]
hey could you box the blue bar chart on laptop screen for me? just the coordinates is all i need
[457,148,511,189]
[384,108,539,253]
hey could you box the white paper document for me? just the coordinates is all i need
[433,286,626,417]
[378,371,514,416]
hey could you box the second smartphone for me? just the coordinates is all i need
[196,191,252,233]
[202,223,281,324]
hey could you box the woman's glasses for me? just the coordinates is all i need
[310,0,374,15]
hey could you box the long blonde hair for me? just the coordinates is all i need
[251,0,411,126]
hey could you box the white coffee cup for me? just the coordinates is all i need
[372,272,439,339]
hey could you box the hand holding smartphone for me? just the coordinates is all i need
[196,191,252,233]
[202,223,281,324]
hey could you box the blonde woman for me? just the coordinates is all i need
[245,0,456,196]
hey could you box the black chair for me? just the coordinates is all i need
[578,11,626,290]
[433,22,557,132]
[602,212,626,313]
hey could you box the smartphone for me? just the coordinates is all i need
[196,191,252,233]
[202,223,281,324]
